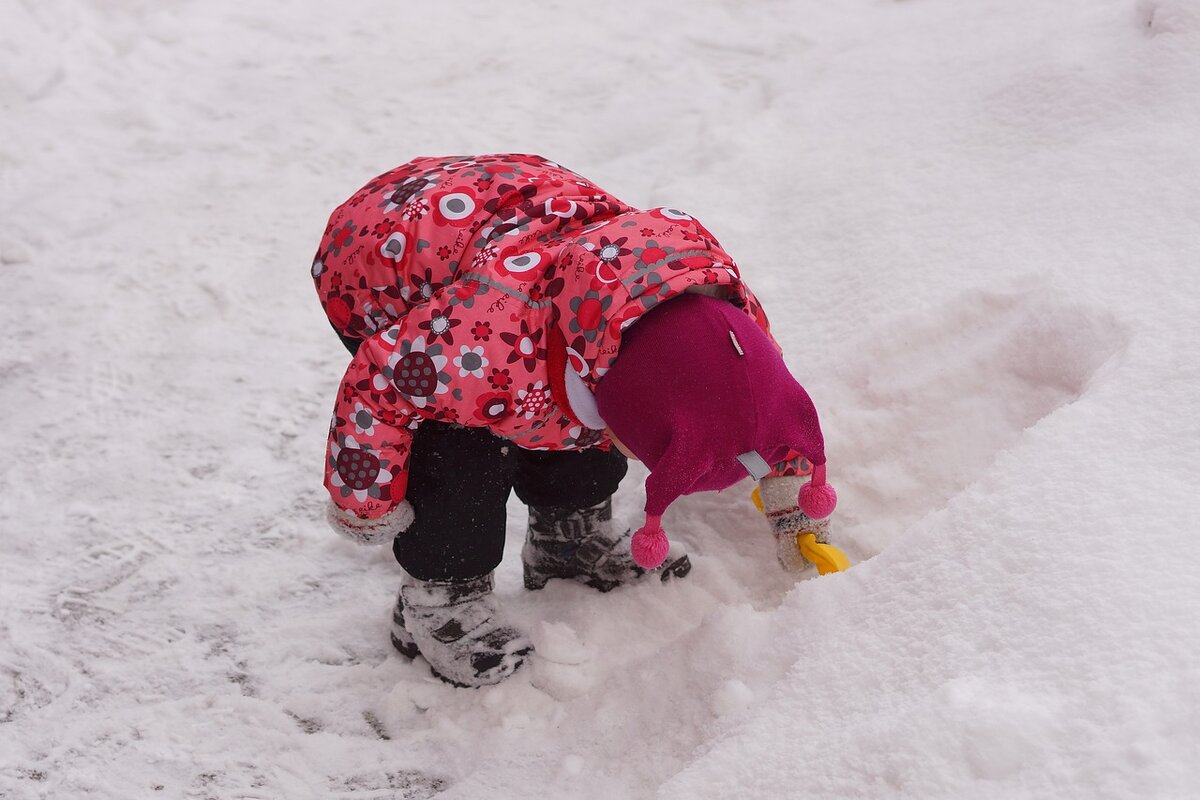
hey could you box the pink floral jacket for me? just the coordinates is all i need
[313,154,809,521]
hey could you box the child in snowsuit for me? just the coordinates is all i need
[313,154,838,687]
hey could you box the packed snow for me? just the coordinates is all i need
[2,0,1199,798]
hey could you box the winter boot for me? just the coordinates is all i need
[522,498,692,592]
[390,573,532,687]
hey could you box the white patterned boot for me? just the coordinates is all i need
[393,573,532,687]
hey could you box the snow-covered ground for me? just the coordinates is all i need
[3,0,1199,797]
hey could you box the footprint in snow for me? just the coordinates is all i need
[827,286,1129,556]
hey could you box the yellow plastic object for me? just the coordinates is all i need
[752,487,850,575]
[796,533,850,575]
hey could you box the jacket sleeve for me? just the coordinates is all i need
[324,298,476,520]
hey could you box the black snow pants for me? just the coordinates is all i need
[396,421,628,581]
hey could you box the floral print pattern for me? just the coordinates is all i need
[453,345,489,378]
[314,154,798,520]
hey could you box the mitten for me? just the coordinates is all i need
[757,476,832,572]
[326,500,415,546]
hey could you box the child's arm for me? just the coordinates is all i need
[322,298,473,544]
[757,475,833,572]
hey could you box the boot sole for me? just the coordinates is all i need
[392,631,532,688]
[523,554,692,592]
[523,572,551,591]
[428,647,531,688]
[524,570,619,593]
[390,629,420,660]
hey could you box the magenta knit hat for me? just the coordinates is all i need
[595,293,836,569]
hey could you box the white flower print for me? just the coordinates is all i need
[387,335,450,409]
[453,345,489,379]
[349,402,376,436]
[329,435,394,503]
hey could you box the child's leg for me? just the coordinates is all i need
[391,422,531,686]
[516,447,690,591]
[335,330,362,356]
[393,421,515,580]
[512,446,627,511]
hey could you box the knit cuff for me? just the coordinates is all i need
[758,475,803,514]
[326,500,415,546]
[760,476,830,572]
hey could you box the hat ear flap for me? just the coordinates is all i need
[642,440,707,517]
[631,442,709,569]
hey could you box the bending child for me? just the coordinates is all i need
[312,154,838,687]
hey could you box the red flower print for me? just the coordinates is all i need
[595,258,620,285]
[649,207,694,223]
[531,197,589,230]
[487,368,512,390]
[328,434,396,503]
[431,187,479,227]
[454,280,481,303]
[516,381,552,420]
[569,290,613,342]
[499,319,546,371]
[436,245,452,261]
[495,246,546,278]
[335,446,379,490]
[327,221,357,257]
[639,246,668,267]
[542,197,577,220]
[608,305,641,339]
[475,391,513,423]
[472,320,493,342]
[401,199,429,220]
[325,291,354,330]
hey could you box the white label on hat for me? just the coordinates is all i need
[737,451,771,480]
[729,330,745,356]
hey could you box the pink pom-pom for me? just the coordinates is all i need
[631,524,671,569]
[798,481,838,519]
